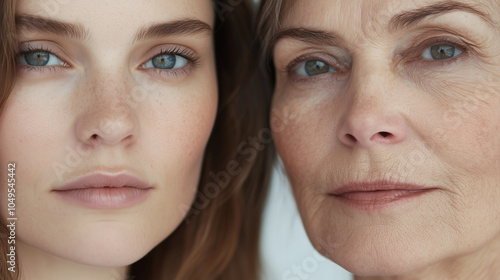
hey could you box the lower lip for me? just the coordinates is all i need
[54,187,150,209]
[332,189,435,210]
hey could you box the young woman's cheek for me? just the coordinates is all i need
[0,92,56,226]
[0,79,74,154]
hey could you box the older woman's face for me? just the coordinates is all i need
[272,0,500,276]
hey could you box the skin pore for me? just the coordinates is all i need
[0,0,216,279]
[271,0,500,279]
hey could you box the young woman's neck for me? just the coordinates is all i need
[18,241,129,280]
[355,235,500,280]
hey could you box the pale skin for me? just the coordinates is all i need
[0,0,217,279]
[271,0,500,279]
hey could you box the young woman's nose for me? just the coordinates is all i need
[337,69,408,149]
[75,72,140,147]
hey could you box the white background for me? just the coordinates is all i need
[259,160,353,280]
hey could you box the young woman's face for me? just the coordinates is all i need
[272,0,500,276]
[0,0,216,267]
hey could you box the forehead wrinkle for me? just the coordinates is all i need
[272,27,344,51]
[289,0,499,42]
[388,0,498,32]
[282,0,365,43]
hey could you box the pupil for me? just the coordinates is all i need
[25,52,49,66]
[431,45,455,60]
[305,60,329,76]
[153,55,176,69]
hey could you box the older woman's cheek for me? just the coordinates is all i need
[271,88,315,172]
[420,70,500,240]
[271,85,350,249]
[406,65,500,162]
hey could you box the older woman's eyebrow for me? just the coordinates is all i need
[132,20,212,43]
[272,28,343,48]
[16,14,89,41]
[389,1,496,31]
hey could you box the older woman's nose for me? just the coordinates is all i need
[75,72,140,147]
[337,75,408,149]
[337,110,408,148]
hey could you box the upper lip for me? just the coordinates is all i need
[53,172,152,191]
[330,180,433,196]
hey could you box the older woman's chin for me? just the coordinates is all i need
[322,245,431,277]
[307,228,452,277]
[336,234,500,278]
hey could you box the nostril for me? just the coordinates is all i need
[91,134,98,140]
[379,131,391,137]
[346,134,357,142]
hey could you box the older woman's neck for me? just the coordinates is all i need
[355,235,500,280]
[18,241,130,280]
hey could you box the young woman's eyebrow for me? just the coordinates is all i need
[388,0,496,31]
[133,20,212,43]
[272,27,343,49]
[16,14,89,41]
[15,14,212,43]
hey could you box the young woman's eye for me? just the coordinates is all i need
[295,60,336,77]
[19,51,66,67]
[142,54,189,70]
[421,45,462,60]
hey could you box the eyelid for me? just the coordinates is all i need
[421,45,462,60]
[139,45,200,68]
[283,52,349,83]
[286,53,346,73]
[399,36,471,63]
[17,43,71,73]
[142,54,189,69]
[138,45,201,79]
[19,51,66,66]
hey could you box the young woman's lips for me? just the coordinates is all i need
[330,181,437,210]
[53,173,152,209]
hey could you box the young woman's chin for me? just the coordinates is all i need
[18,219,177,267]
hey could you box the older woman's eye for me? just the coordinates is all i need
[19,51,65,67]
[422,45,462,60]
[296,60,336,76]
[143,54,188,70]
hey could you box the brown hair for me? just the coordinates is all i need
[258,0,286,58]
[0,0,274,279]
[0,0,19,279]
[130,0,275,279]
[256,0,295,98]
[0,0,17,111]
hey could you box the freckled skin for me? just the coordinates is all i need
[0,0,217,279]
[272,0,500,279]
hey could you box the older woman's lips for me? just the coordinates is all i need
[331,181,436,210]
[53,173,152,209]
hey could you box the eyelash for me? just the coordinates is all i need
[284,37,470,82]
[285,54,346,83]
[401,36,469,66]
[16,45,201,77]
[17,45,68,73]
[143,46,201,78]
